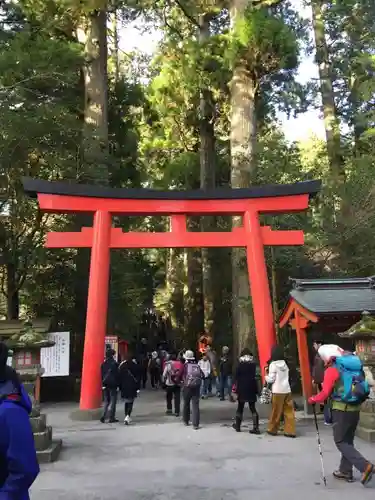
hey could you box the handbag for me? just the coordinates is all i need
[259,384,272,404]
[231,383,238,403]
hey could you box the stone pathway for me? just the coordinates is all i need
[31,390,375,500]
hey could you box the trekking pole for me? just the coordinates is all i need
[313,405,327,487]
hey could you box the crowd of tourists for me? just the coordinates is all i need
[100,338,374,487]
[0,336,374,500]
[99,342,237,429]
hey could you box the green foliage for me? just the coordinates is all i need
[227,7,298,74]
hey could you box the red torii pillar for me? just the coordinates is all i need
[23,177,320,413]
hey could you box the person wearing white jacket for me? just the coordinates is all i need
[198,353,211,399]
[265,345,296,438]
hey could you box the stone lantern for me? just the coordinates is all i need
[7,320,62,462]
[339,311,375,442]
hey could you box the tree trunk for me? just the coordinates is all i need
[6,262,19,320]
[311,0,344,182]
[230,0,257,356]
[76,8,109,183]
[346,23,367,153]
[112,9,120,83]
[199,13,216,337]
[75,7,109,333]
[184,219,204,348]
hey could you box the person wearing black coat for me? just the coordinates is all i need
[100,348,119,423]
[118,354,141,425]
[232,348,260,434]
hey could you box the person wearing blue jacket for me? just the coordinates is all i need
[0,342,39,500]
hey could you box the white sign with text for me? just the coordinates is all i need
[41,331,70,377]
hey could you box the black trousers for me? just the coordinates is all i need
[102,387,117,421]
[141,366,148,388]
[183,386,200,427]
[124,401,134,417]
[166,385,181,414]
[332,410,368,474]
[236,401,258,419]
[150,368,160,388]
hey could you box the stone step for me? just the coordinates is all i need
[30,414,47,433]
[34,426,52,451]
[37,439,62,464]
[356,426,375,442]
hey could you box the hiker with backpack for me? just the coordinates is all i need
[100,348,119,423]
[162,352,183,416]
[182,350,204,430]
[308,344,374,486]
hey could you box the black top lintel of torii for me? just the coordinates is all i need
[22,177,321,201]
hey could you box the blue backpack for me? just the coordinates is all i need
[332,354,370,405]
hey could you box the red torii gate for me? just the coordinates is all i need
[23,177,320,414]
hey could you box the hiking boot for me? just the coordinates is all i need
[232,417,241,432]
[333,470,355,482]
[361,463,374,486]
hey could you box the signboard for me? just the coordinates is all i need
[41,331,70,377]
[105,336,118,360]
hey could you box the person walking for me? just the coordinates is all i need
[162,352,183,416]
[219,346,233,401]
[0,342,39,500]
[182,350,203,430]
[205,345,217,396]
[149,351,161,389]
[312,340,332,425]
[198,352,211,399]
[137,338,149,389]
[100,348,119,423]
[119,354,141,425]
[232,348,260,434]
[309,344,374,486]
[265,345,296,438]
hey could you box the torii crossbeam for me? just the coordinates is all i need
[23,177,321,415]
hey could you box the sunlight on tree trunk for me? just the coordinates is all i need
[311,0,344,184]
[230,0,257,355]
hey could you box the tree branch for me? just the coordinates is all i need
[171,0,200,28]
[163,5,184,40]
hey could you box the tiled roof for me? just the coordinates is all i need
[288,276,375,315]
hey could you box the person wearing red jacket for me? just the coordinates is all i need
[308,344,374,486]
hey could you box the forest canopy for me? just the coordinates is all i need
[0,0,374,361]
